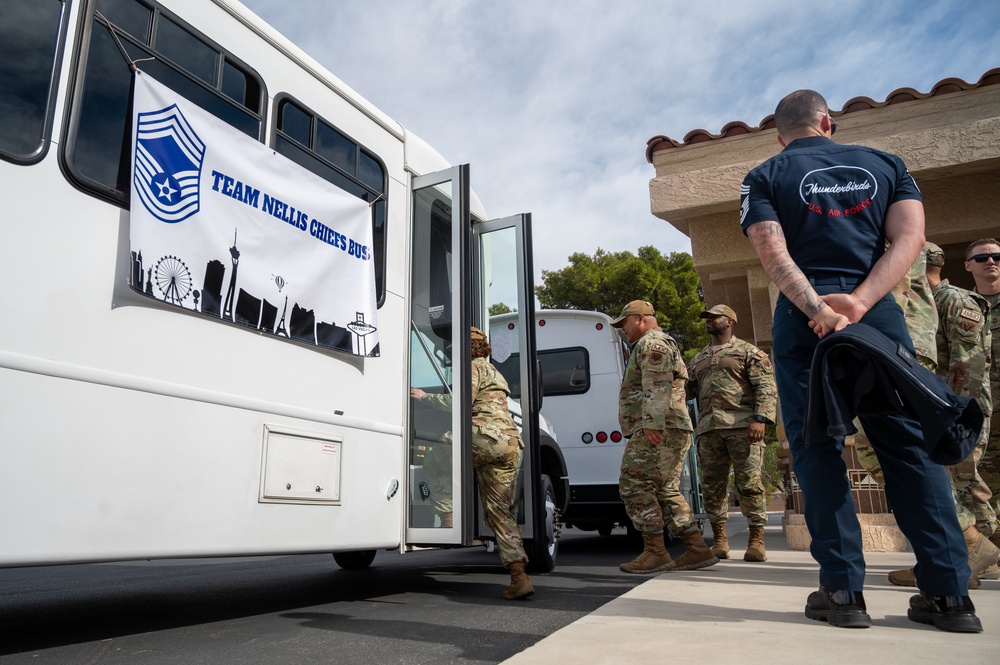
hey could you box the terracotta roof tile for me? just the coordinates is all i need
[645,67,1000,163]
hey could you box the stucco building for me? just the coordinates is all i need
[646,68,1000,550]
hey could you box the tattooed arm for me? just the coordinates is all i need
[746,220,849,338]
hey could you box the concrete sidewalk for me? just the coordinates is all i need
[504,517,999,664]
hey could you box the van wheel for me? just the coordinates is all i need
[525,474,559,573]
[597,524,614,537]
[333,549,377,569]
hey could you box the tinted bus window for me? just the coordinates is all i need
[65,0,264,201]
[0,0,66,163]
[274,97,388,302]
[496,348,591,399]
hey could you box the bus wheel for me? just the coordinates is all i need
[333,549,377,569]
[525,474,559,573]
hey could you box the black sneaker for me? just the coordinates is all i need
[804,587,872,628]
[907,593,983,633]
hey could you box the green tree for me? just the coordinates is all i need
[488,302,514,316]
[536,246,709,359]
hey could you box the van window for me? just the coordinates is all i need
[0,0,67,163]
[64,0,264,200]
[274,96,388,302]
[495,347,590,399]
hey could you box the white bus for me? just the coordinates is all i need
[491,310,703,537]
[0,0,559,571]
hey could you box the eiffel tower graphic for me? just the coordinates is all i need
[276,295,288,337]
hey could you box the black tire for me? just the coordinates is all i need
[333,549,377,569]
[597,524,614,537]
[525,474,558,573]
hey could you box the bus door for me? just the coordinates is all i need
[407,166,473,545]
[472,215,547,557]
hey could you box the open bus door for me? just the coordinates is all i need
[474,214,555,572]
[406,168,550,568]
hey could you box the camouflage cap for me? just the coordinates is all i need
[700,304,738,323]
[610,300,656,327]
[471,326,487,341]
[925,242,945,267]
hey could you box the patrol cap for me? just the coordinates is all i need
[700,304,738,323]
[610,300,656,327]
[471,326,487,341]
[925,242,945,267]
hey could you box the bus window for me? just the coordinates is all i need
[0,0,67,164]
[64,0,264,200]
[273,97,388,302]
[495,347,590,399]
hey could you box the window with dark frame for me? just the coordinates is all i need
[0,0,67,163]
[64,0,263,200]
[274,97,388,302]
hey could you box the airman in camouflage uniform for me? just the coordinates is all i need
[612,300,718,574]
[887,242,1000,588]
[687,304,777,562]
[411,327,534,600]
[854,243,939,483]
[930,247,994,537]
[966,239,1000,554]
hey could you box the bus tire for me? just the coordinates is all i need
[525,474,558,573]
[333,549,377,569]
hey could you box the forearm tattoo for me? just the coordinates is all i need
[747,222,826,316]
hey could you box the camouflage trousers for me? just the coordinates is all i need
[475,446,528,567]
[697,428,768,527]
[855,418,996,535]
[619,429,696,537]
[979,410,1000,536]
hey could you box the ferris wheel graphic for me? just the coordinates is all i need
[154,255,193,305]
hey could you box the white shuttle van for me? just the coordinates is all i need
[0,0,561,572]
[491,310,703,536]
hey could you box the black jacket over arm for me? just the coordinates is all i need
[805,323,982,465]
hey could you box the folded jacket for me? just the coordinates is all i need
[806,323,982,465]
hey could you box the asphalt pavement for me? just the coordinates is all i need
[503,514,1000,665]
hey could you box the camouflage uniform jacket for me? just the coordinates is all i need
[423,357,524,450]
[934,280,993,417]
[618,328,692,438]
[686,336,778,435]
[890,243,938,369]
[978,290,1000,411]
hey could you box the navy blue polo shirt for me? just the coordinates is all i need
[740,136,922,279]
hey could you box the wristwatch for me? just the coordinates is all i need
[751,415,767,424]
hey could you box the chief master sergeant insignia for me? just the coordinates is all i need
[134,103,206,224]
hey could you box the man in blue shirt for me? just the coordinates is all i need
[740,89,981,633]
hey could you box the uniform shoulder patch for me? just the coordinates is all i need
[958,307,983,322]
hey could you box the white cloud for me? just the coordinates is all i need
[240,0,1000,282]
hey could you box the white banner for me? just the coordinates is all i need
[129,71,378,356]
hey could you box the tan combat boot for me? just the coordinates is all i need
[670,526,720,571]
[502,561,535,600]
[744,524,767,562]
[619,532,675,573]
[711,522,730,559]
[965,526,1000,577]
[980,562,1000,580]
[889,567,981,589]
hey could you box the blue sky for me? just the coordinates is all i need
[240,0,1000,285]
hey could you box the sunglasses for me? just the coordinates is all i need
[969,253,1000,263]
